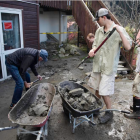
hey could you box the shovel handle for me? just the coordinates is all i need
[77,28,116,68]
[94,28,116,54]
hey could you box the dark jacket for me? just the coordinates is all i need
[6,48,39,81]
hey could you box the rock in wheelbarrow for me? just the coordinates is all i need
[68,97,75,104]
[69,88,84,97]
[28,104,49,117]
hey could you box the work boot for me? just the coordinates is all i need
[98,111,113,124]
[124,111,140,119]
[9,103,16,111]
[133,97,140,112]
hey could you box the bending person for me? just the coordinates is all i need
[5,48,48,110]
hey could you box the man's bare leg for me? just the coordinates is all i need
[95,90,101,99]
[102,95,111,109]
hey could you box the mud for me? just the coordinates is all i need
[0,45,140,140]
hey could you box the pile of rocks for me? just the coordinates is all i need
[58,44,81,58]
[28,92,49,117]
[60,86,99,111]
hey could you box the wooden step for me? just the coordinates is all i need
[117,67,131,71]
[117,65,124,68]
[118,61,126,64]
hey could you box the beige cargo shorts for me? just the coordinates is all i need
[87,72,115,96]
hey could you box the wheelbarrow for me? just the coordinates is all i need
[57,80,130,133]
[0,83,56,140]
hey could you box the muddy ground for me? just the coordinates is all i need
[0,46,140,140]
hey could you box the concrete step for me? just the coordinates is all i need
[117,67,131,71]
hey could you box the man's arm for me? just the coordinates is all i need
[30,64,42,80]
[19,55,34,81]
[114,25,132,50]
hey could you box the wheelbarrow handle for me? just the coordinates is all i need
[99,109,130,114]
[0,125,19,132]
[80,116,96,126]
[121,110,130,114]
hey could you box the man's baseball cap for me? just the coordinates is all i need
[40,49,48,62]
[94,8,109,21]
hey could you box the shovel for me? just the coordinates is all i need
[30,79,40,87]
[77,28,116,68]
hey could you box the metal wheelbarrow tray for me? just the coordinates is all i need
[8,83,55,127]
[58,81,103,133]
[58,80,103,118]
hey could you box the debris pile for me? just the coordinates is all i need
[60,86,99,111]
[58,44,81,58]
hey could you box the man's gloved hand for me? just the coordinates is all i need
[37,75,42,80]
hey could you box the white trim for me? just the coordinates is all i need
[16,0,39,6]
[0,6,23,12]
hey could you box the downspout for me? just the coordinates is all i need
[59,11,62,45]
[37,1,40,50]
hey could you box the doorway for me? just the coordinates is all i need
[0,7,23,81]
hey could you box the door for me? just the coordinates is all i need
[0,7,23,81]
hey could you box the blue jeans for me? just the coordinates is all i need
[5,61,30,104]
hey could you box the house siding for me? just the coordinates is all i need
[0,1,40,50]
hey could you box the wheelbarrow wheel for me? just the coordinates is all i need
[16,135,20,140]
[40,136,47,140]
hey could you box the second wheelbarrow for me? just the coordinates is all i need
[58,80,130,133]
[0,83,56,140]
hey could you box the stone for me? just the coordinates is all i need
[87,95,96,104]
[69,88,84,97]
[65,44,71,51]
[82,93,90,99]
[85,72,91,76]
[65,54,69,57]
[78,67,84,70]
[75,52,81,56]
[58,54,65,58]
[70,47,77,55]
[84,104,90,111]
[68,98,74,104]
[71,101,78,109]
[28,103,49,117]
[80,100,87,105]
[59,48,65,54]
